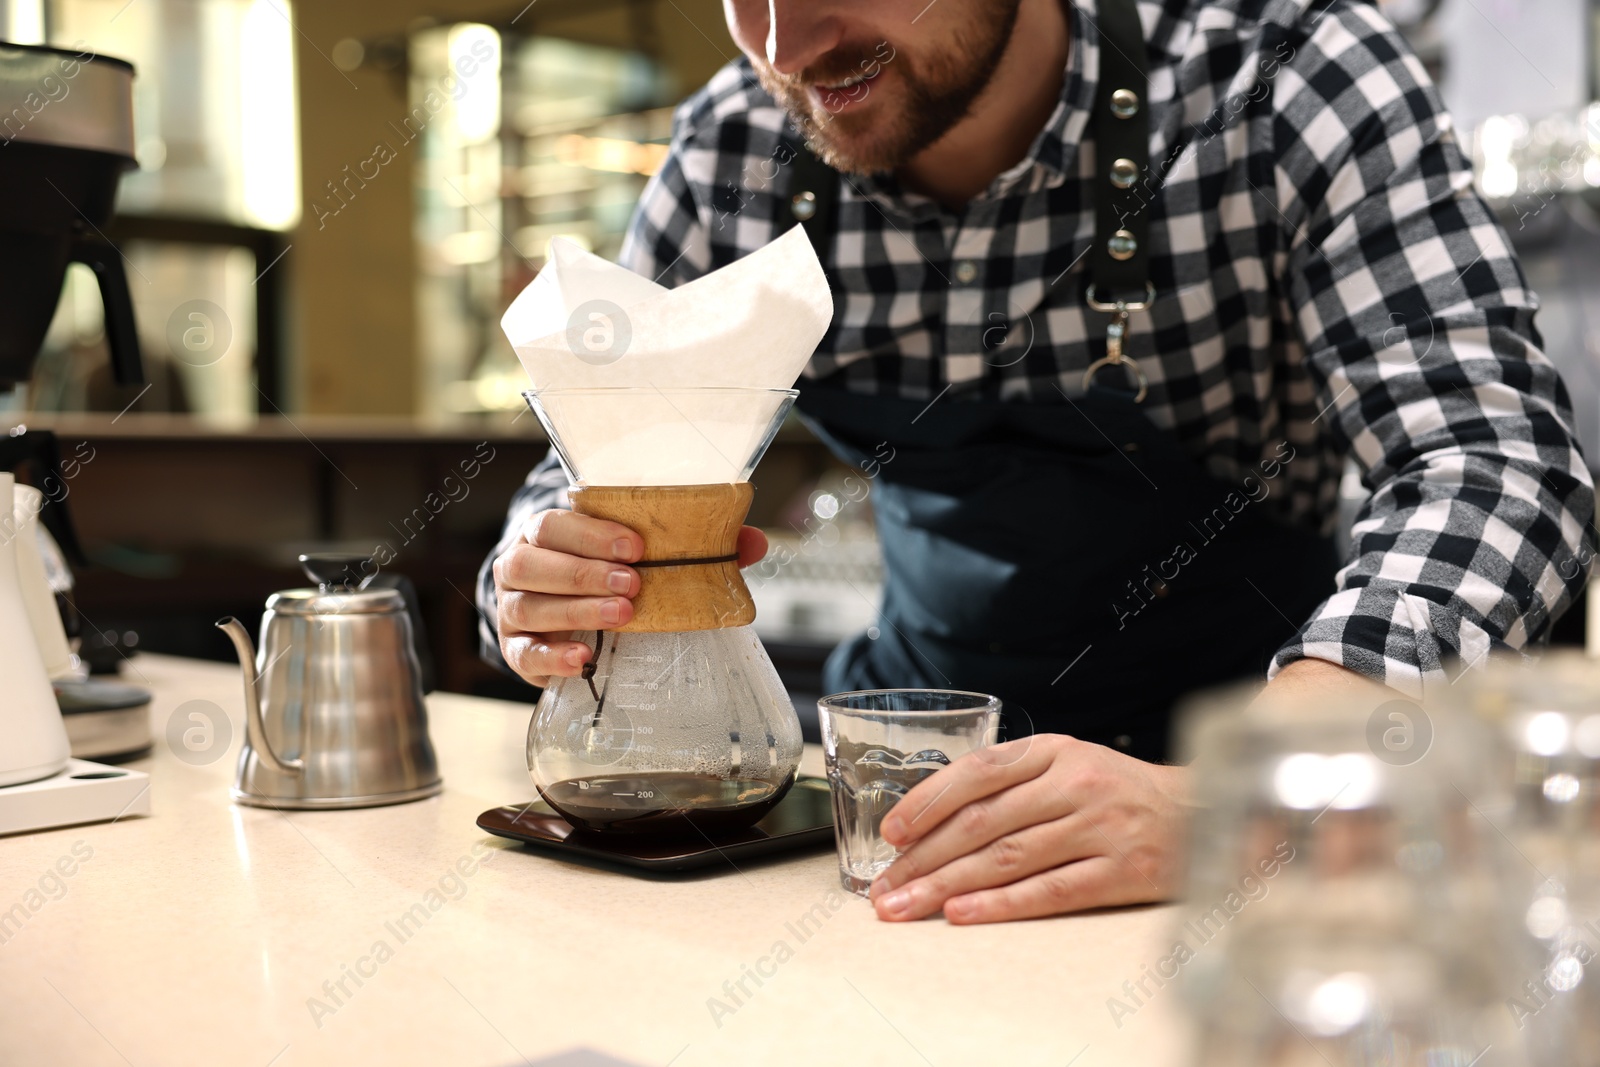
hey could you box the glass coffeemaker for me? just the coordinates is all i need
[522,386,804,836]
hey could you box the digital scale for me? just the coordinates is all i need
[479,775,835,873]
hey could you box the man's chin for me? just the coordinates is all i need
[761,84,909,174]
[799,120,908,177]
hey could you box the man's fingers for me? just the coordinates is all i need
[880,737,1056,848]
[942,856,1124,925]
[736,525,767,568]
[872,812,1097,922]
[521,509,642,563]
[862,740,1188,923]
[498,589,635,634]
[872,777,1074,895]
[501,633,593,684]
[496,543,638,598]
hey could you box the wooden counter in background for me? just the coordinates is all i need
[5,412,841,698]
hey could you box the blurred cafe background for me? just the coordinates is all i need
[1,0,1597,711]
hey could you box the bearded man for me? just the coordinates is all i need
[481,0,1596,922]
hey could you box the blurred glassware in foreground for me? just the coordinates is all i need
[1444,652,1600,1067]
[1174,681,1530,1066]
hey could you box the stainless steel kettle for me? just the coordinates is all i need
[216,557,441,809]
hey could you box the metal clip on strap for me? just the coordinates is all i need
[1082,283,1154,402]
[1085,0,1154,402]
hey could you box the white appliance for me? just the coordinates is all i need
[0,758,150,835]
[0,471,69,787]
[0,473,153,832]
[11,478,154,761]
[0,36,153,833]
[12,482,73,678]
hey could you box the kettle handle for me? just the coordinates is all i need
[215,617,304,777]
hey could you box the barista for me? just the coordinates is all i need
[479,0,1596,922]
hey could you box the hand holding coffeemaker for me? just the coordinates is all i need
[496,225,833,838]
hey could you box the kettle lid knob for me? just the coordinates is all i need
[299,553,374,593]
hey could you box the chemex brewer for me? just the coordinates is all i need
[499,225,834,838]
[523,385,805,836]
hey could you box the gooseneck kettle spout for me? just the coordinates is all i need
[215,616,303,777]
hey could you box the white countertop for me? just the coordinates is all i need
[0,654,1192,1067]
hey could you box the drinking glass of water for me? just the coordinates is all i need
[817,689,1001,896]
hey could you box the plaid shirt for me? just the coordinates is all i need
[480,0,1596,699]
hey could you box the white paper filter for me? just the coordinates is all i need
[501,225,833,485]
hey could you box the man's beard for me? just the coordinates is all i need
[753,2,1023,176]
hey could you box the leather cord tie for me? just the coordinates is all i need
[630,552,740,568]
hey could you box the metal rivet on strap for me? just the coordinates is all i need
[1110,88,1140,119]
[791,191,817,221]
[1110,158,1139,189]
[1108,229,1138,261]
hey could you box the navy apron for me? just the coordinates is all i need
[794,383,1339,762]
[781,0,1338,761]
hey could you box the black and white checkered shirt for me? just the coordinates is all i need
[480,0,1596,699]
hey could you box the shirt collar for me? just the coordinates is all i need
[1028,0,1099,183]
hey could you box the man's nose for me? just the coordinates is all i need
[765,0,844,76]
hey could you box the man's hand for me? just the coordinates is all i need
[869,735,1190,923]
[867,658,1379,923]
[493,510,767,687]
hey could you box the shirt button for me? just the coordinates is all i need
[954,260,978,284]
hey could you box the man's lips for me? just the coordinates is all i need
[808,66,886,114]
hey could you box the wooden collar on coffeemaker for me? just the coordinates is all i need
[568,483,757,633]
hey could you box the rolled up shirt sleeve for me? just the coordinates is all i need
[1265,3,1597,696]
